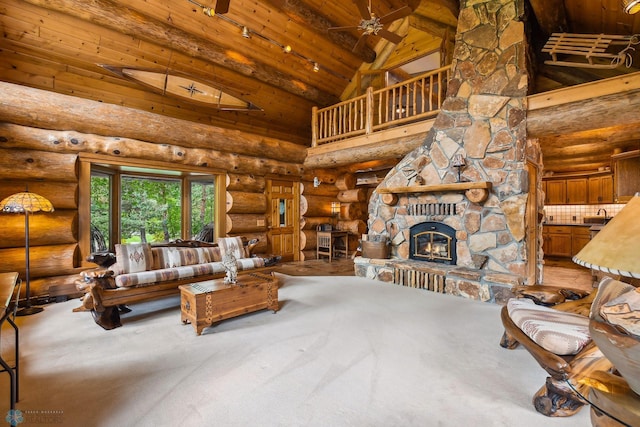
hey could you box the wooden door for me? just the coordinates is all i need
[267,178,299,262]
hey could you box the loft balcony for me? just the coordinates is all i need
[305,66,452,169]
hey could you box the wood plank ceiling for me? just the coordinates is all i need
[0,0,639,172]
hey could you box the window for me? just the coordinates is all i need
[80,154,223,257]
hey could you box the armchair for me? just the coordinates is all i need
[500,277,635,417]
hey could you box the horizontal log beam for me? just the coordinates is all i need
[304,121,432,168]
[0,82,307,164]
[0,122,303,177]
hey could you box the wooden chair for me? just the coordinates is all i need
[499,278,636,417]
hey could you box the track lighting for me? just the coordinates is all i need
[186,0,334,77]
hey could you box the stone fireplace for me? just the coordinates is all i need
[355,0,541,304]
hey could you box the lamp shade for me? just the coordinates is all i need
[623,0,640,14]
[573,194,640,278]
[0,191,55,214]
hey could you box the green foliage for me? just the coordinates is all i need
[90,172,216,247]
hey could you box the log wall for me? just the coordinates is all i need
[0,83,309,300]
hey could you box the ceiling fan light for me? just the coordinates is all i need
[623,0,640,14]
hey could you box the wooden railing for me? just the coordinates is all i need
[311,65,452,146]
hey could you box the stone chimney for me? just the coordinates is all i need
[356,0,536,303]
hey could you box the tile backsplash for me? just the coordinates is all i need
[544,203,624,224]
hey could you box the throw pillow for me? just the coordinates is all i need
[590,276,636,321]
[115,243,153,274]
[600,287,640,338]
[218,236,245,259]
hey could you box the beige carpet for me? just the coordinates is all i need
[1,274,590,426]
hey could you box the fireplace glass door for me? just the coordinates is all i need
[409,222,456,265]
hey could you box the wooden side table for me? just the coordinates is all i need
[179,272,279,335]
[0,272,20,411]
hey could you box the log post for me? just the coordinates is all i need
[336,173,356,190]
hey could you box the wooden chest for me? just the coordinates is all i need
[179,272,279,335]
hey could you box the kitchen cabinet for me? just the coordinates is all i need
[543,172,614,205]
[571,226,591,255]
[566,178,588,204]
[543,225,592,258]
[543,225,572,257]
[545,180,566,205]
[588,174,614,204]
[613,150,640,203]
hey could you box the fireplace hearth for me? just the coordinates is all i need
[409,222,457,265]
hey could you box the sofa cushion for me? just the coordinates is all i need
[114,243,153,274]
[507,298,591,356]
[114,258,266,288]
[218,236,247,259]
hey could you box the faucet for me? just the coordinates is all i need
[597,208,608,218]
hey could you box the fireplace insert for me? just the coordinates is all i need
[409,222,456,265]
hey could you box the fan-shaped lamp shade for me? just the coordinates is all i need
[573,194,640,278]
[623,0,640,14]
[0,191,55,214]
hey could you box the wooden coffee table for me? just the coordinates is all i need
[179,272,279,335]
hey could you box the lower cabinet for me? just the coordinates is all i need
[543,225,591,258]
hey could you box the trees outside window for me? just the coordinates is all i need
[89,166,217,249]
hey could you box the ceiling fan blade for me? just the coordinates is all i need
[214,0,230,14]
[353,0,372,19]
[352,34,369,53]
[378,6,412,25]
[377,28,404,44]
[328,25,361,32]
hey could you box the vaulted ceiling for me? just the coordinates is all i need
[1,0,639,172]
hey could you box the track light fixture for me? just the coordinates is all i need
[185,0,337,77]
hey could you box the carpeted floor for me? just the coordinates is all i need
[0,274,590,426]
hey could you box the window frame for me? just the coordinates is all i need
[79,153,225,267]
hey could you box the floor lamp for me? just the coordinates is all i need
[0,189,54,316]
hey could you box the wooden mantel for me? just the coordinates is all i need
[377,181,492,204]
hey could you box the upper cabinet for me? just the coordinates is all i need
[588,175,614,204]
[612,150,640,203]
[544,173,612,205]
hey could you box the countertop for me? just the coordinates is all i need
[544,222,594,226]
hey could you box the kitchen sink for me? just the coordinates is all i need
[583,216,611,224]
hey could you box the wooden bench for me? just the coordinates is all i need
[542,33,639,69]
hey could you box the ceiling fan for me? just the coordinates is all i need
[329,0,412,53]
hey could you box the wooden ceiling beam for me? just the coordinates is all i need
[409,13,456,39]
[264,0,377,63]
[20,0,340,107]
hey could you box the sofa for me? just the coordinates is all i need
[75,237,276,329]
